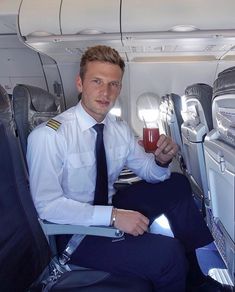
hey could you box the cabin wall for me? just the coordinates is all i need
[0,35,47,94]
[56,62,80,108]
[128,61,235,136]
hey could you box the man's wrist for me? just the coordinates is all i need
[155,158,172,168]
[110,208,117,227]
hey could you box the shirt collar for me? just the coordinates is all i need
[75,101,110,132]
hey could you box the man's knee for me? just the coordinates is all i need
[170,172,192,198]
[150,237,188,291]
[164,237,187,267]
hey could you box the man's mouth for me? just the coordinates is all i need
[96,100,110,107]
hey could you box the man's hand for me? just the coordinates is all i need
[138,134,178,165]
[154,134,178,165]
[114,209,149,236]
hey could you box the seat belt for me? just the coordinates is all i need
[33,234,86,291]
[59,234,86,265]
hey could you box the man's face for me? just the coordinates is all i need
[76,61,123,122]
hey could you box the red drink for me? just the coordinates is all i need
[143,128,160,153]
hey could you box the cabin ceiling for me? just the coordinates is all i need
[0,0,235,62]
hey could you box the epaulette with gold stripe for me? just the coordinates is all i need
[46,119,61,131]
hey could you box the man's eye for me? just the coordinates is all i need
[92,79,101,85]
[110,82,120,88]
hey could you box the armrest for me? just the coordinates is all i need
[39,219,124,238]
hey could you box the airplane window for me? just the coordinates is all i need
[137,92,160,127]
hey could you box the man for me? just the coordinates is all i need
[27,45,232,291]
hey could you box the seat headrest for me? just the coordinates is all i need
[213,66,235,98]
[185,83,213,102]
[12,84,61,161]
[184,83,213,131]
[13,84,58,112]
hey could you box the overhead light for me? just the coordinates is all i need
[170,25,199,32]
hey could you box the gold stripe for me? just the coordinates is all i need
[48,119,61,126]
[47,122,59,127]
[46,119,61,131]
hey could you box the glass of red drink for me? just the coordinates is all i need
[143,127,160,153]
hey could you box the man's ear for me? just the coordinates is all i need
[76,75,83,92]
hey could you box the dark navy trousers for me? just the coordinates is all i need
[58,173,213,291]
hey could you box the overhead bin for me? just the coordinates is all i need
[19,0,120,38]
[122,0,235,33]
[19,0,61,37]
[60,0,120,35]
[18,0,123,63]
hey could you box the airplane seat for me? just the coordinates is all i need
[181,83,213,201]
[0,84,15,134]
[204,67,235,284]
[12,84,61,163]
[159,94,171,136]
[0,120,153,291]
[166,93,187,171]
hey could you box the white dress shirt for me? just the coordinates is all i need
[27,102,170,226]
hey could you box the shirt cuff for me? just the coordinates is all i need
[92,205,113,226]
[155,158,172,168]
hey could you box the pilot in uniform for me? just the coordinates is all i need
[27,100,214,292]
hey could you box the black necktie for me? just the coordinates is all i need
[93,124,108,205]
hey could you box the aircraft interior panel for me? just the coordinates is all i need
[60,0,120,35]
[204,139,235,282]
[128,62,218,137]
[19,0,61,37]
[56,61,80,108]
[205,143,235,242]
[0,35,48,94]
[122,0,235,33]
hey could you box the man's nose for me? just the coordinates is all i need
[100,83,110,96]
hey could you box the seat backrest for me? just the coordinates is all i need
[12,84,61,161]
[159,94,171,136]
[167,93,184,146]
[180,84,213,197]
[212,66,235,147]
[0,121,50,292]
[183,83,213,132]
[166,92,189,172]
[0,119,153,291]
[203,67,235,282]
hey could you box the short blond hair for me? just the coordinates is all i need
[80,45,125,80]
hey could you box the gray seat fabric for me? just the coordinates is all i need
[167,93,186,171]
[168,93,183,136]
[184,83,213,131]
[212,66,235,147]
[203,67,235,281]
[213,66,235,98]
[0,84,15,134]
[181,83,213,200]
[12,84,61,162]
[159,94,171,136]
